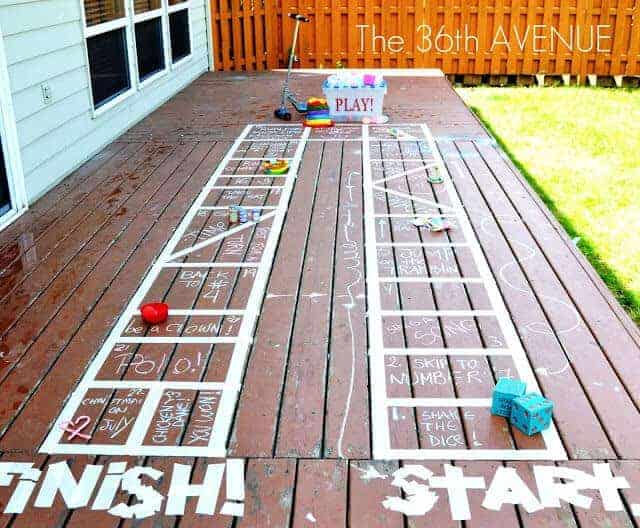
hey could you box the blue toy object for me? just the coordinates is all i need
[491,377,527,417]
[510,393,554,436]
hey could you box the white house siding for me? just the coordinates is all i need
[0,0,210,203]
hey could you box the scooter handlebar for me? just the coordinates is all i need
[288,13,310,22]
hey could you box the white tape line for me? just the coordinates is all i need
[220,174,288,178]
[167,210,277,261]
[386,397,492,407]
[209,185,284,190]
[229,157,294,161]
[377,277,483,284]
[379,309,496,317]
[373,213,459,218]
[381,448,567,461]
[117,337,250,344]
[375,242,470,248]
[382,347,512,356]
[370,158,437,163]
[199,205,278,210]
[89,381,229,390]
[125,309,245,318]
[362,124,392,458]
[41,444,227,457]
[125,384,165,447]
[161,262,260,268]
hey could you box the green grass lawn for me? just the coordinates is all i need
[457,86,640,325]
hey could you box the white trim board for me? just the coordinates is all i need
[0,25,28,229]
[362,123,567,461]
[40,124,310,457]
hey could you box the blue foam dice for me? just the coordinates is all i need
[510,393,554,436]
[491,377,527,417]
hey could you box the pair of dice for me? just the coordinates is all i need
[491,378,554,436]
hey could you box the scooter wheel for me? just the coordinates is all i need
[274,108,292,121]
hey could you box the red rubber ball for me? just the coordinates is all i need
[140,302,169,325]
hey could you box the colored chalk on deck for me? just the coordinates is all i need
[510,393,554,436]
[59,416,92,441]
[263,159,290,175]
[491,377,527,417]
[412,215,452,232]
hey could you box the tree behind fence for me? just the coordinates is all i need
[210,0,639,78]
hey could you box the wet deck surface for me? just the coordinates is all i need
[1,71,640,526]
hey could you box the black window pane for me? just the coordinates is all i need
[169,10,190,63]
[87,28,131,108]
[0,137,10,216]
[135,17,165,81]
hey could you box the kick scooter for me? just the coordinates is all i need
[274,13,310,120]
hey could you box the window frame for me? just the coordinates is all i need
[0,24,28,231]
[80,0,193,118]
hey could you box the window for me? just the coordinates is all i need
[134,18,165,81]
[133,0,165,82]
[87,28,131,107]
[81,0,192,112]
[83,1,132,108]
[168,1,191,64]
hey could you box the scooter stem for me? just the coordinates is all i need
[281,17,302,107]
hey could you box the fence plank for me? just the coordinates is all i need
[627,1,640,75]
[242,0,255,70]
[254,0,265,70]
[264,0,277,69]
[218,0,233,70]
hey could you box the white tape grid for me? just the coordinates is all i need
[40,124,310,457]
[363,124,568,461]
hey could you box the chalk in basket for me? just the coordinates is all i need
[510,393,554,436]
[491,377,527,417]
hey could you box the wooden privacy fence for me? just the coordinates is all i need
[209,0,640,78]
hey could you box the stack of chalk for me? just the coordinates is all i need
[304,97,333,128]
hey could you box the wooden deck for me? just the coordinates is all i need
[1,71,640,526]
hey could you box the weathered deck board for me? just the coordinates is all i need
[0,142,228,447]
[439,139,616,459]
[291,459,348,526]
[0,72,638,526]
[323,142,370,459]
[275,142,342,458]
[230,141,323,457]
[238,459,296,527]
[0,142,132,270]
[452,139,640,458]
